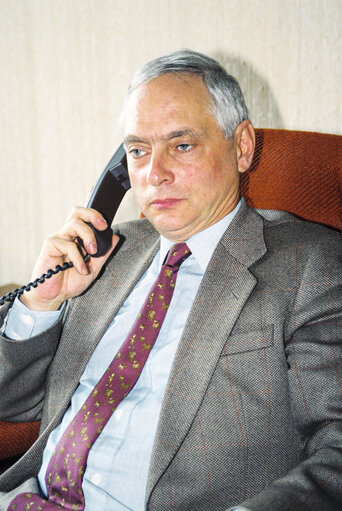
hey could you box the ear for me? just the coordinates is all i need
[233,120,255,174]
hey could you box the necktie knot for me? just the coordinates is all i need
[164,243,191,269]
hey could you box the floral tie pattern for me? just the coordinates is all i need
[8,243,191,511]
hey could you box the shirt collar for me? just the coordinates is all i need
[159,201,241,273]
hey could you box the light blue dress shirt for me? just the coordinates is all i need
[5,204,239,510]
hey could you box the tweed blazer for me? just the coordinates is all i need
[0,200,341,511]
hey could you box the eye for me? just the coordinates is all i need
[177,143,193,152]
[129,148,146,158]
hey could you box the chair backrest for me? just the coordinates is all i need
[241,128,342,231]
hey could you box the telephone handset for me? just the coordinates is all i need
[0,144,130,306]
[78,143,130,257]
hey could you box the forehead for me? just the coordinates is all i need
[123,73,216,136]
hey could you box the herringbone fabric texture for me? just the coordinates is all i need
[8,243,191,511]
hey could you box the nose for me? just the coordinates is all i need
[146,148,174,186]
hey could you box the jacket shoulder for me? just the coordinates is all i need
[255,207,342,245]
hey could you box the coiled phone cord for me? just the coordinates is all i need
[0,257,89,306]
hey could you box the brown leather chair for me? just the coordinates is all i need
[0,128,341,473]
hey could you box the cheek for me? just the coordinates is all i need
[128,168,145,193]
[185,167,218,201]
[129,179,147,211]
[177,164,209,193]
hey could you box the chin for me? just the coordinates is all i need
[146,207,196,236]
[148,216,183,234]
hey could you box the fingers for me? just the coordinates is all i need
[45,209,120,272]
[66,206,108,231]
[38,207,111,273]
[21,209,119,311]
[86,234,120,272]
[59,207,109,257]
[42,235,88,275]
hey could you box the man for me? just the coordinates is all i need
[0,50,341,511]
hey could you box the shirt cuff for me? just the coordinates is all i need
[4,297,64,340]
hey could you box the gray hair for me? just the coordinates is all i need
[124,49,250,139]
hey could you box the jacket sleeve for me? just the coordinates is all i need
[0,302,64,422]
[240,232,342,511]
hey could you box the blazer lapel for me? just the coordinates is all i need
[146,202,267,499]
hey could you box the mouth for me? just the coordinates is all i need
[150,198,183,209]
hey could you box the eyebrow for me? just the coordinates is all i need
[124,128,204,147]
[166,129,203,140]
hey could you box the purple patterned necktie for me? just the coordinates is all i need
[9,243,191,511]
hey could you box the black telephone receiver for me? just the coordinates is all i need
[0,144,130,306]
[79,143,130,257]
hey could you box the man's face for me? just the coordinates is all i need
[123,73,243,242]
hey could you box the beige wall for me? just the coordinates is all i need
[0,0,341,287]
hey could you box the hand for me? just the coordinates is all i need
[20,207,120,311]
